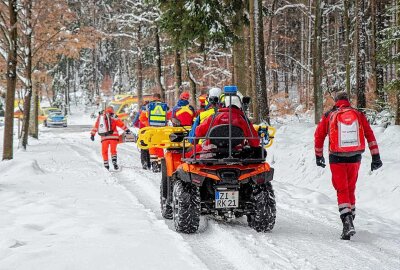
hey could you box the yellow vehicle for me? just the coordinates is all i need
[114,94,135,101]
[40,107,62,126]
[13,99,48,123]
[108,94,154,123]
[108,99,136,123]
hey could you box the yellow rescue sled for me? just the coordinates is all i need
[137,125,276,149]
[137,126,192,149]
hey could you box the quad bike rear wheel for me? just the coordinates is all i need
[247,181,276,232]
[172,180,201,233]
[160,158,173,219]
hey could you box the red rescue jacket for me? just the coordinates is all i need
[91,115,128,142]
[314,100,379,162]
[195,107,260,148]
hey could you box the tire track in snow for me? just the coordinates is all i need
[118,145,400,270]
[60,137,222,270]
[115,145,317,270]
[56,129,400,270]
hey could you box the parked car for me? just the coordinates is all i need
[41,107,62,127]
[46,112,67,127]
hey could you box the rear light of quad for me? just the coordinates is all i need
[191,173,205,185]
[252,168,274,184]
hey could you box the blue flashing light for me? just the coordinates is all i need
[224,85,238,94]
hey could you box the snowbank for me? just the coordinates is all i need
[0,132,206,270]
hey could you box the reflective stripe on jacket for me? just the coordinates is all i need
[91,115,128,142]
[147,101,168,127]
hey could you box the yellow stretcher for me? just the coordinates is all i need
[137,125,276,150]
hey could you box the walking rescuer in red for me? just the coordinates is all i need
[314,91,382,240]
[90,106,130,171]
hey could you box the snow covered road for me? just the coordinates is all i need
[1,123,400,270]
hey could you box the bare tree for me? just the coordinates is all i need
[355,0,367,109]
[21,0,33,149]
[313,0,323,124]
[1,0,18,160]
[254,0,270,124]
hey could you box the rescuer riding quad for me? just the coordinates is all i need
[138,86,276,233]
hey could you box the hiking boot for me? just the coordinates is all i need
[152,161,161,173]
[110,155,119,170]
[104,161,110,171]
[340,213,356,240]
[142,161,149,170]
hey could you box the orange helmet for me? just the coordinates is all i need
[180,91,190,100]
[105,106,114,114]
[198,94,207,105]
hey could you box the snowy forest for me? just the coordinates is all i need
[1,1,400,270]
[1,0,400,159]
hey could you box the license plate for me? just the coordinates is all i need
[215,190,239,208]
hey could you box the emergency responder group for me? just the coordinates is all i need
[90,88,383,240]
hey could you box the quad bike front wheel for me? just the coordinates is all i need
[247,181,276,232]
[160,158,173,219]
[172,180,201,233]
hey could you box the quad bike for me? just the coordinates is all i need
[137,87,276,233]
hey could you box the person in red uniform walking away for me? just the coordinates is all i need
[171,92,195,126]
[90,106,131,171]
[314,91,382,240]
[195,93,260,156]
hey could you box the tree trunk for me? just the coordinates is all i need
[254,0,270,124]
[245,26,252,98]
[21,0,33,150]
[2,0,18,160]
[355,0,367,109]
[137,24,143,106]
[265,0,277,94]
[184,50,197,108]
[370,0,377,100]
[306,0,313,110]
[175,49,182,100]
[92,45,98,99]
[375,0,388,110]
[232,2,247,95]
[29,83,39,139]
[155,27,166,101]
[313,0,323,124]
[65,59,70,115]
[396,91,400,125]
[396,0,400,125]
[344,0,351,97]
[249,0,258,120]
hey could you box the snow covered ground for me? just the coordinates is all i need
[0,108,400,270]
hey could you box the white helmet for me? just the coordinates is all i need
[208,87,222,99]
[224,92,243,108]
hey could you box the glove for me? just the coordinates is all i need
[125,129,131,135]
[371,154,383,171]
[90,135,95,141]
[316,156,326,168]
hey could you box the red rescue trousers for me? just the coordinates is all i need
[102,140,118,161]
[329,162,361,212]
[149,147,164,159]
